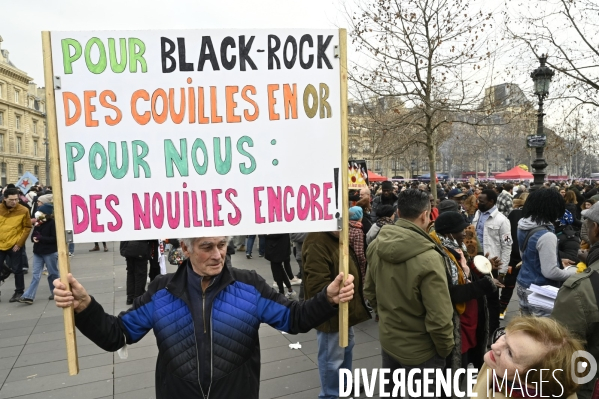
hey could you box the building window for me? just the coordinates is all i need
[15,115,21,130]
[374,160,382,171]
[0,83,3,99]
[34,165,39,177]
[0,163,6,186]
[0,134,3,152]
[363,140,371,152]
[33,140,38,156]
[16,136,22,154]
[33,120,37,134]
[0,111,3,125]
[14,89,19,104]
[18,164,23,176]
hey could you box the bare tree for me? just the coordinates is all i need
[505,0,599,113]
[347,0,500,197]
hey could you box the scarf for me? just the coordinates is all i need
[586,242,599,267]
[430,231,467,314]
[349,220,362,229]
[376,216,394,228]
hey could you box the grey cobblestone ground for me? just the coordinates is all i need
[0,242,518,398]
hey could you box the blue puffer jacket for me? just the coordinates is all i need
[74,260,336,398]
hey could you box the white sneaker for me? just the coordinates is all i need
[69,253,74,257]
[289,277,302,286]
[285,290,296,298]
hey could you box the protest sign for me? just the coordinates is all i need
[48,29,343,243]
[43,29,350,374]
[15,172,38,194]
[348,160,368,189]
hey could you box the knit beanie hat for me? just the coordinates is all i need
[38,194,53,204]
[349,206,363,221]
[435,212,470,234]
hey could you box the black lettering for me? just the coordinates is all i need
[161,37,176,73]
[299,35,314,69]
[220,36,237,70]
[239,36,257,71]
[268,35,281,70]
[177,38,194,71]
[283,36,297,69]
[198,36,220,71]
[317,35,333,69]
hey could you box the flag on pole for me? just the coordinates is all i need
[15,172,38,194]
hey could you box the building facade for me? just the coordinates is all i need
[0,35,47,187]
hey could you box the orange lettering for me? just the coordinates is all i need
[83,91,99,127]
[151,89,168,124]
[99,90,122,126]
[131,90,150,125]
[283,84,297,120]
[225,86,241,123]
[210,86,222,123]
[169,88,185,124]
[62,92,81,126]
[188,87,196,124]
[198,87,209,124]
[267,84,280,121]
[242,86,259,122]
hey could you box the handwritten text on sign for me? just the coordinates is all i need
[51,30,342,242]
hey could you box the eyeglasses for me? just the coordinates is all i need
[491,327,506,344]
[4,199,18,203]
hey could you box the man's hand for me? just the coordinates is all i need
[12,245,20,252]
[326,273,354,305]
[485,252,502,270]
[561,259,576,268]
[53,273,92,313]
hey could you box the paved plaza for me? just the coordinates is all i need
[0,242,519,398]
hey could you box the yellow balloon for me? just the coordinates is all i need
[518,164,529,171]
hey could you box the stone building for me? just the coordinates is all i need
[0,35,47,187]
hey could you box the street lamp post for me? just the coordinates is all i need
[560,166,564,179]
[488,162,492,179]
[411,160,416,180]
[529,54,555,191]
[505,157,511,171]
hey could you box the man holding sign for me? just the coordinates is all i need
[54,235,354,399]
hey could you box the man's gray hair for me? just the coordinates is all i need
[179,237,231,252]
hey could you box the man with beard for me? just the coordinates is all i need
[552,201,599,399]
[370,181,398,222]
[0,188,33,302]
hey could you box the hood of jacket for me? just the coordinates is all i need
[372,218,438,264]
[517,216,553,231]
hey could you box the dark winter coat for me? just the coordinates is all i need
[557,225,581,263]
[264,234,290,263]
[74,261,337,399]
[31,218,57,255]
[120,240,151,260]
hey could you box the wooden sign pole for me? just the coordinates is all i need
[338,28,350,348]
[41,31,80,376]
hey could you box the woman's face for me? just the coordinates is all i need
[584,202,593,210]
[484,331,546,380]
[560,190,566,197]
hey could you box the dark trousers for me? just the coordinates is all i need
[487,287,501,338]
[258,235,266,256]
[499,266,520,313]
[270,261,291,294]
[126,257,148,300]
[148,241,160,282]
[381,350,446,399]
[0,248,24,294]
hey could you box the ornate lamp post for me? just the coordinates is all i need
[529,54,555,191]
[411,160,416,179]
[488,162,492,179]
[505,157,512,171]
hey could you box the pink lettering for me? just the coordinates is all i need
[322,182,333,220]
[283,186,295,222]
[166,192,180,229]
[152,193,164,229]
[297,185,310,221]
[253,186,265,224]
[132,193,151,230]
[105,195,122,231]
[225,189,241,226]
[212,189,224,227]
[71,195,89,234]
[267,186,283,222]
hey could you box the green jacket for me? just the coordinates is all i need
[303,232,371,333]
[552,261,599,399]
[365,219,454,365]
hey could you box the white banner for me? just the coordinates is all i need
[50,29,342,242]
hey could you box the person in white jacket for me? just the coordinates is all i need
[472,189,512,338]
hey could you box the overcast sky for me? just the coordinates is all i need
[2,0,348,84]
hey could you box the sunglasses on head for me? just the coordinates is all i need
[492,327,506,344]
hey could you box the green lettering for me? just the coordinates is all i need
[89,142,107,180]
[213,137,232,175]
[65,142,85,181]
[108,38,127,73]
[85,38,107,74]
[237,136,256,175]
[61,39,82,75]
[129,38,147,73]
[191,139,208,175]
[164,139,188,177]
[108,141,129,179]
[132,140,151,178]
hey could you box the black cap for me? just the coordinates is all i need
[381,181,393,190]
[435,212,470,234]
